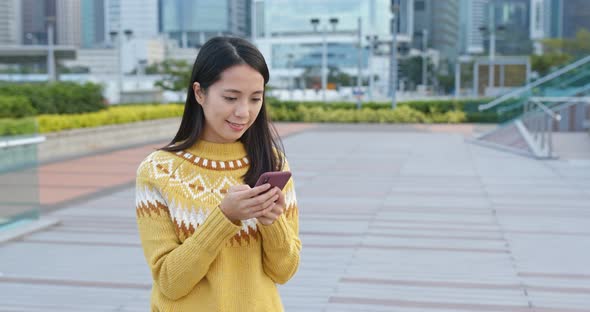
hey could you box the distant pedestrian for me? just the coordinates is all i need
[135,37,300,311]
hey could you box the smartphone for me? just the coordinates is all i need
[254,171,292,190]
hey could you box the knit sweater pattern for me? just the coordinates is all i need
[135,140,301,311]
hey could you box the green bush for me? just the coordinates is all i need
[267,98,498,123]
[0,118,37,136]
[0,82,105,115]
[0,96,37,118]
[37,104,184,133]
[268,105,465,123]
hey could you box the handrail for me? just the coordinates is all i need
[529,99,561,121]
[478,55,590,111]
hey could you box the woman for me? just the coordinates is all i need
[135,37,300,311]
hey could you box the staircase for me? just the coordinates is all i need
[472,55,590,159]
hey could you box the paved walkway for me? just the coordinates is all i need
[1,123,590,311]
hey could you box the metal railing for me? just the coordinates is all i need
[522,97,590,158]
[479,55,590,111]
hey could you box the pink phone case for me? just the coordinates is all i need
[254,171,292,190]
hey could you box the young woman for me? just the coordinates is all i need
[135,37,300,311]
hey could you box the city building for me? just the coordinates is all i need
[56,0,82,47]
[254,0,415,95]
[81,0,106,48]
[412,0,460,60]
[548,0,590,39]
[0,0,21,45]
[159,0,251,48]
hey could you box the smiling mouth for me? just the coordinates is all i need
[227,120,247,130]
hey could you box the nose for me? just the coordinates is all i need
[234,100,249,118]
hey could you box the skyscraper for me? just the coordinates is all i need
[159,0,251,48]
[56,0,82,46]
[81,0,106,48]
[459,0,487,54]
[0,0,21,45]
[549,0,590,39]
[413,0,460,59]
[21,0,56,45]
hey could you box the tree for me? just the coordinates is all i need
[540,28,590,57]
[154,59,192,92]
[531,53,573,76]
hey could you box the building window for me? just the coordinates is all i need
[415,1,425,11]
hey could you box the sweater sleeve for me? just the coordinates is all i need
[257,158,301,284]
[135,155,241,300]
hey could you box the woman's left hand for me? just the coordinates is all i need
[257,187,286,225]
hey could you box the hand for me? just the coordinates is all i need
[219,184,280,224]
[257,187,286,226]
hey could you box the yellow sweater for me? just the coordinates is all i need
[135,140,301,312]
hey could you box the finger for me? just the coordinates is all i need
[245,183,272,198]
[256,201,276,217]
[229,184,251,193]
[275,188,286,205]
[260,194,280,210]
[244,188,278,210]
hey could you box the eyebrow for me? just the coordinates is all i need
[223,89,264,95]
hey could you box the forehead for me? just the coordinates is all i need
[216,64,264,91]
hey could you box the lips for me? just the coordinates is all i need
[227,120,246,131]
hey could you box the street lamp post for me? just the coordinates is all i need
[310,17,338,103]
[366,35,378,102]
[109,29,133,104]
[287,53,294,100]
[356,17,362,110]
[46,17,56,81]
[479,4,505,96]
[421,29,428,88]
[390,2,399,109]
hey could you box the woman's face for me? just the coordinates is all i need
[194,64,265,143]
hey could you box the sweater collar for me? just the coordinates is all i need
[185,139,247,161]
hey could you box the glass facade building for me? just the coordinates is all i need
[159,0,250,47]
[256,0,413,72]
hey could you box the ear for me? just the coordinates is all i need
[193,82,205,105]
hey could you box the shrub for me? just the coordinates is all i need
[0,82,105,115]
[0,118,37,136]
[0,96,37,118]
[36,104,184,133]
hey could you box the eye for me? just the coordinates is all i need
[223,96,237,102]
[252,98,262,102]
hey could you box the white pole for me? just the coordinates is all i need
[455,61,460,98]
[422,29,428,88]
[118,32,123,103]
[47,22,56,81]
[368,36,374,101]
[390,10,397,109]
[356,17,362,109]
[321,26,327,103]
[488,5,495,95]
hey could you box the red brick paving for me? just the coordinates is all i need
[38,122,317,207]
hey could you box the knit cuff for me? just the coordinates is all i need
[258,215,292,248]
[187,206,241,253]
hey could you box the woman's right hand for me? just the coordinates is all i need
[218,184,280,224]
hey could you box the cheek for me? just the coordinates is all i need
[250,104,264,120]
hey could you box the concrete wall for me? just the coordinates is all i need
[38,117,180,162]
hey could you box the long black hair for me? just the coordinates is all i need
[161,37,284,187]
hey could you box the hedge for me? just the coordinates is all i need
[36,104,184,133]
[1,98,500,136]
[0,82,105,115]
[0,118,37,136]
[266,98,498,123]
[0,95,37,118]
